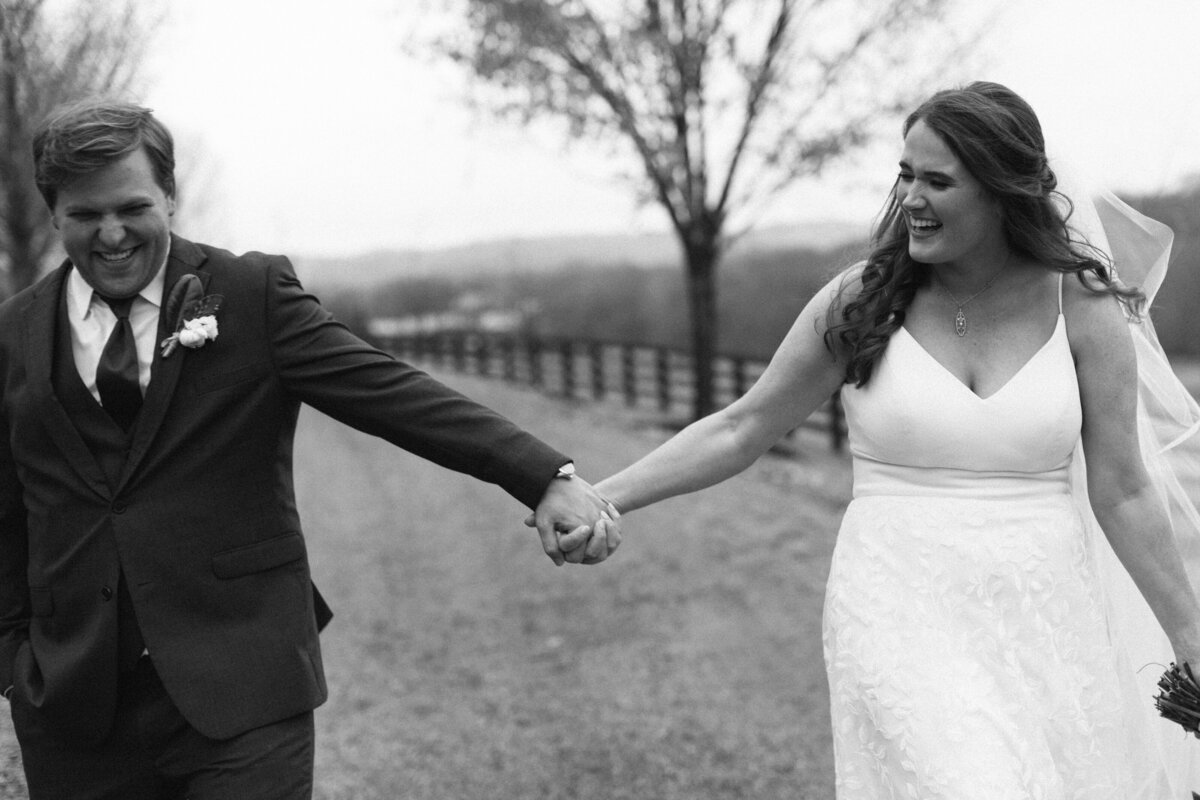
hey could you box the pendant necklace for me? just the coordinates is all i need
[931,263,1006,337]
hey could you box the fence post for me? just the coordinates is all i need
[560,339,575,399]
[589,341,605,400]
[502,336,517,382]
[623,345,637,407]
[656,347,671,412]
[474,334,487,378]
[431,332,444,369]
[529,337,543,388]
[733,358,748,398]
[451,332,466,372]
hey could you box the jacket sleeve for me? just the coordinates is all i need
[0,408,29,692]
[261,257,568,509]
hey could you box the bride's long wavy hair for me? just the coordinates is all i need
[824,81,1144,387]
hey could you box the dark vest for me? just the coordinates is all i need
[52,286,146,669]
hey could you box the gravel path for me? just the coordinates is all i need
[0,369,850,799]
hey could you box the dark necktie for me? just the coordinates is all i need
[95,295,143,430]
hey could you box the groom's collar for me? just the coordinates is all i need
[66,260,167,322]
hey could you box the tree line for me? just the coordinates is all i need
[324,182,1200,366]
[322,242,836,361]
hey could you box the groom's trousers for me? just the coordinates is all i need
[11,655,315,800]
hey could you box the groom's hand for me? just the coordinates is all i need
[530,476,621,565]
[558,504,620,565]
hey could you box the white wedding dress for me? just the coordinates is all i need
[822,276,1184,798]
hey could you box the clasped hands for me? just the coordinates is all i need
[528,474,621,565]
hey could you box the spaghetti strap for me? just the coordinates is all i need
[1057,272,1064,315]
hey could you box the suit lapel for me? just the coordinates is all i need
[22,264,112,499]
[118,236,210,489]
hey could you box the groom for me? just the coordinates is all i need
[0,99,619,799]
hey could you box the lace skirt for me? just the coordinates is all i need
[821,494,1172,799]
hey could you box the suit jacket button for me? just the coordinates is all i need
[112,504,127,514]
[101,586,114,601]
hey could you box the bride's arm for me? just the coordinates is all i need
[594,270,851,515]
[1070,284,1200,665]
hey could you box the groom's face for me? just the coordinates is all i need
[52,147,175,299]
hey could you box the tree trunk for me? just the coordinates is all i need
[2,177,49,297]
[4,226,40,298]
[0,152,51,297]
[0,13,53,298]
[683,237,719,421]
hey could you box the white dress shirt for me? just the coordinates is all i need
[66,263,167,403]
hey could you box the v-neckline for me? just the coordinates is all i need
[897,315,1064,401]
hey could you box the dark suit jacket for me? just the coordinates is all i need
[0,236,567,743]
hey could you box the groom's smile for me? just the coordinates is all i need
[52,146,175,299]
[98,248,137,263]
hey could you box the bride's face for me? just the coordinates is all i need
[895,119,1005,268]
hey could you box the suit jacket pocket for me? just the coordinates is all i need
[212,532,306,579]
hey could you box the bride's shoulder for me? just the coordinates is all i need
[817,261,870,308]
[838,260,869,284]
[786,262,867,340]
[839,260,869,284]
[1059,269,1134,351]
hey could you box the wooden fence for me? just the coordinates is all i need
[376,329,846,452]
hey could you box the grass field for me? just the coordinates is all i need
[0,368,851,799]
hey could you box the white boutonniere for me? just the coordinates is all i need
[160,274,225,358]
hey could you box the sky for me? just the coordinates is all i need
[140,0,1200,257]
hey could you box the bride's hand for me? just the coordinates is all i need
[558,507,621,564]
[522,502,622,565]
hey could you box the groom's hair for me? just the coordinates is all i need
[33,99,176,210]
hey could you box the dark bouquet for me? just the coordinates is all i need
[1155,662,1200,738]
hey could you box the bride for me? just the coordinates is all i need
[569,82,1200,797]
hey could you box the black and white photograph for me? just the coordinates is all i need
[1,0,1199,798]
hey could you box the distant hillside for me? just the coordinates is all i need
[323,240,853,360]
[293,220,868,290]
[316,184,1199,361]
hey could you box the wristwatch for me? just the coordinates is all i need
[554,462,576,480]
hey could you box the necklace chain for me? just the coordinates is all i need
[931,264,1006,337]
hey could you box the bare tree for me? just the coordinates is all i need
[432,0,965,418]
[0,0,158,297]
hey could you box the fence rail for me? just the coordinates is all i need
[376,329,846,452]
